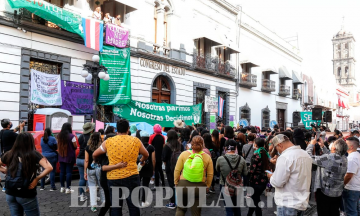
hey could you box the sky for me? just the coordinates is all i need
[227,0,360,85]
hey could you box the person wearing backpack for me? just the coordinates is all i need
[139,131,155,208]
[216,139,247,216]
[247,138,270,216]
[174,135,213,216]
[0,132,53,215]
[162,130,184,209]
[40,128,58,191]
[220,126,235,156]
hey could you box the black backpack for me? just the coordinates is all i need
[5,160,31,191]
[209,149,218,161]
[167,144,182,172]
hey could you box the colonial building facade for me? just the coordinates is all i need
[0,0,302,130]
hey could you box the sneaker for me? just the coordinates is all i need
[79,195,88,202]
[39,187,45,191]
[209,187,215,193]
[340,212,346,216]
[2,187,5,192]
[165,203,176,209]
[274,211,277,215]
[142,201,151,207]
[243,187,247,192]
[60,187,65,193]
[50,187,57,191]
[65,188,74,194]
[90,207,97,212]
[150,179,154,185]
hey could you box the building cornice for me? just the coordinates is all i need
[241,23,303,62]
[210,0,240,15]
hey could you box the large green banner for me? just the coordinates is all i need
[300,112,322,130]
[98,46,131,105]
[113,100,202,127]
[7,0,83,37]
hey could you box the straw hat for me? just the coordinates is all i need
[173,119,185,128]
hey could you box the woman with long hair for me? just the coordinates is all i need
[236,133,247,154]
[220,126,235,155]
[247,138,270,216]
[0,133,53,215]
[203,133,218,192]
[40,128,58,191]
[84,132,105,212]
[212,129,221,150]
[162,130,184,209]
[58,122,77,194]
[180,127,191,149]
[293,128,307,150]
[174,136,213,215]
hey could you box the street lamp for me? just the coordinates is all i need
[82,55,109,122]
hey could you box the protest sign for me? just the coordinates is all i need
[61,81,94,115]
[205,96,218,113]
[113,100,202,127]
[105,24,129,48]
[300,112,322,130]
[98,46,131,105]
[30,69,62,106]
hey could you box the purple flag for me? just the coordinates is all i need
[61,81,94,115]
[105,24,129,48]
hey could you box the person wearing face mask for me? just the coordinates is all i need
[267,134,312,216]
[0,118,25,155]
[307,138,348,216]
[113,15,121,26]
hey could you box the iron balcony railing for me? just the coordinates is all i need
[261,79,275,92]
[240,73,257,88]
[292,89,301,100]
[192,51,236,78]
[279,85,290,96]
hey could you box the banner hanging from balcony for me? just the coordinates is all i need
[204,96,218,113]
[113,100,202,127]
[82,18,103,51]
[30,69,62,106]
[106,24,129,48]
[98,46,131,105]
[61,81,94,115]
[7,0,82,36]
[300,112,322,130]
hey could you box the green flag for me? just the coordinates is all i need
[7,0,83,37]
[300,112,322,129]
[98,46,131,105]
[114,100,203,127]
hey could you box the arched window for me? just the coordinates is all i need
[239,103,251,125]
[337,67,342,77]
[345,67,349,76]
[152,75,172,104]
[262,106,270,130]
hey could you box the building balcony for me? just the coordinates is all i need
[261,79,275,92]
[279,85,290,96]
[304,96,313,105]
[337,78,355,85]
[240,73,257,88]
[292,89,301,100]
[192,52,236,78]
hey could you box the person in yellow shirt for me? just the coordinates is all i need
[93,119,149,216]
[174,135,214,216]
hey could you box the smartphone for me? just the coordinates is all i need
[316,131,320,141]
[265,170,273,174]
[187,144,192,149]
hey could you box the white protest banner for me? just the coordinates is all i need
[51,117,68,130]
[30,69,62,106]
[205,96,218,113]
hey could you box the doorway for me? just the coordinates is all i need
[277,109,285,130]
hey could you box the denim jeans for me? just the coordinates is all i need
[219,185,241,216]
[108,175,140,216]
[343,189,360,216]
[6,195,40,216]
[277,206,304,216]
[41,156,57,189]
[76,158,86,195]
[87,167,105,207]
[59,162,73,189]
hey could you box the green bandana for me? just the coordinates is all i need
[254,147,270,159]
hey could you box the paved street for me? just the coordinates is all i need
[0,177,317,216]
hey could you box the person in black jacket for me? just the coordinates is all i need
[76,122,95,201]
[293,128,307,150]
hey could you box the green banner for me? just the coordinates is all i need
[300,112,322,130]
[98,46,131,105]
[113,100,202,127]
[7,0,83,37]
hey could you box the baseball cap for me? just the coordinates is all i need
[272,134,289,147]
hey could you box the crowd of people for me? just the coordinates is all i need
[0,117,360,216]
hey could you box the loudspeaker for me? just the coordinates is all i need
[293,112,301,123]
[324,111,332,122]
[312,108,322,120]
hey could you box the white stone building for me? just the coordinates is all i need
[0,0,302,131]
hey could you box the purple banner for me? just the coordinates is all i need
[105,24,129,48]
[61,81,94,115]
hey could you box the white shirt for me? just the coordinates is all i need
[270,145,313,211]
[345,151,360,191]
